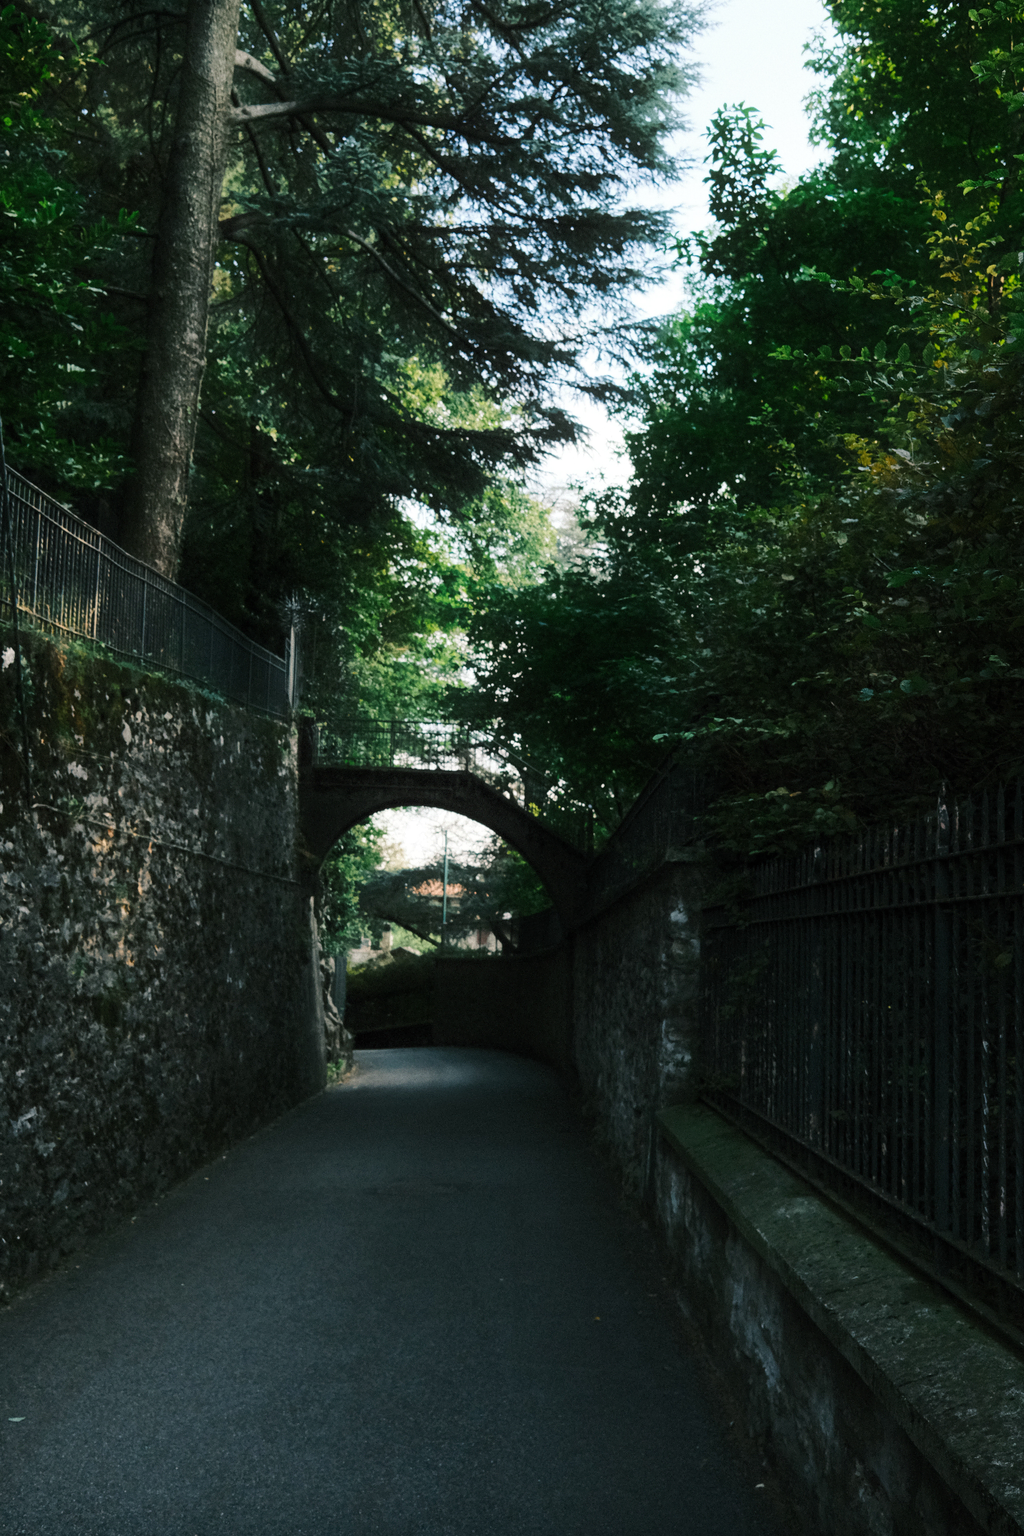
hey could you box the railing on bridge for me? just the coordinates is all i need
[1,469,291,717]
[313,717,488,772]
[700,782,1024,1335]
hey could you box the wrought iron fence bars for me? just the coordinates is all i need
[701,780,1024,1333]
[0,469,289,717]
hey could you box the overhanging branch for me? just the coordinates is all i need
[228,233,345,413]
[229,96,463,133]
[248,0,292,77]
[338,229,461,340]
[219,213,461,342]
[234,49,279,87]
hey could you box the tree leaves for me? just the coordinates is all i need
[0,9,137,487]
[459,8,1024,852]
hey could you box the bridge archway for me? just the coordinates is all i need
[299,766,588,927]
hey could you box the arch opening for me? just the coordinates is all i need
[299,766,588,929]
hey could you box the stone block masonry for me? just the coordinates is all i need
[657,1105,1024,1536]
[571,859,702,1194]
[0,630,326,1302]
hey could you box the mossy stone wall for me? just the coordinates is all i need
[0,631,325,1302]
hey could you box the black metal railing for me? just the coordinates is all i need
[313,716,486,772]
[701,783,1024,1331]
[1,469,290,716]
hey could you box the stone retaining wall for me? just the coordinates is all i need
[446,846,1024,1536]
[570,859,702,1191]
[433,947,572,1068]
[564,860,1024,1536]
[0,631,325,1302]
[657,1105,1022,1536]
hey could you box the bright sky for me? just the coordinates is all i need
[541,0,836,499]
[675,0,835,227]
[375,0,837,870]
[375,806,497,870]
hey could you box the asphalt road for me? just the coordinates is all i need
[0,1048,784,1536]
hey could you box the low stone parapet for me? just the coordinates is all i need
[657,1102,1024,1536]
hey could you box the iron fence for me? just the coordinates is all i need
[701,783,1024,1332]
[1,469,290,716]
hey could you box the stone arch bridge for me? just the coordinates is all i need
[298,719,590,926]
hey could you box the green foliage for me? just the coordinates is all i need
[0,0,704,761]
[810,1,1024,243]
[267,468,558,721]
[12,0,700,667]
[461,563,675,829]
[356,841,548,946]
[381,923,436,955]
[628,2,1024,529]
[699,103,783,263]
[0,7,136,486]
[463,2,1024,855]
[642,100,929,522]
[484,846,550,924]
[317,823,387,953]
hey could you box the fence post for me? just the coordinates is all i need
[31,498,40,614]
[92,538,102,641]
[286,623,299,710]
[933,796,952,1236]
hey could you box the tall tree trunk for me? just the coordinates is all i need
[121,0,241,578]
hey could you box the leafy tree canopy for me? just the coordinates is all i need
[3,0,704,723]
[459,1,1024,854]
[0,5,134,486]
[353,843,546,947]
[17,0,702,567]
[318,832,547,951]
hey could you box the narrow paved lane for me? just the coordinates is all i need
[0,1049,781,1535]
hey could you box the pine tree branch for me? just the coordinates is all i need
[229,97,462,132]
[248,0,293,77]
[228,233,345,412]
[219,210,268,238]
[220,210,460,341]
[337,228,461,339]
[410,0,433,43]
[234,49,279,87]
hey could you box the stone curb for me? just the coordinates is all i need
[658,1103,1024,1536]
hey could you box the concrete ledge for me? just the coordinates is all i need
[658,1104,1024,1536]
